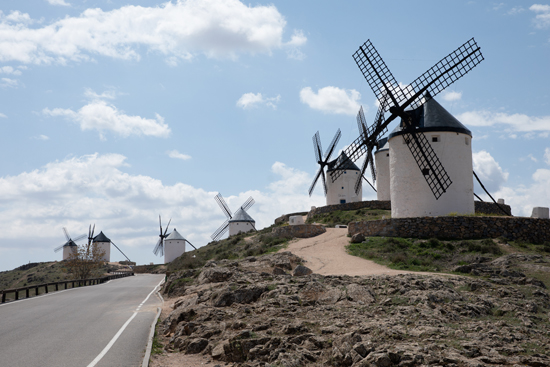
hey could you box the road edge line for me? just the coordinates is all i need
[142,279,165,367]
[87,277,164,367]
[142,306,162,367]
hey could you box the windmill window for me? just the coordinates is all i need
[386,153,389,157]
[342,186,344,189]
[465,137,470,145]
[432,135,440,143]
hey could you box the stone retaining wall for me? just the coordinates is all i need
[306,200,510,220]
[274,212,309,225]
[348,216,550,243]
[475,201,512,216]
[272,224,326,239]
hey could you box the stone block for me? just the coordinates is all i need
[289,215,304,225]
[531,207,549,219]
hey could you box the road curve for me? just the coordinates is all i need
[0,273,164,367]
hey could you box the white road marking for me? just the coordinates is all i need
[86,277,165,367]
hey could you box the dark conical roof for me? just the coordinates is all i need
[93,231,111,243]
[326,152,360,172]
[388,96,471,139]
[375,137,389,152]
[165,228,186,241]
[65,239,77,247]
[229,208,255,223]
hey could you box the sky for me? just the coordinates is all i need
[1,0,549,271]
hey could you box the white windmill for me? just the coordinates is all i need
[308,129,363,205]
[92,230,111,262]
[211,194,256,241]
[54,227,86,260]
[330,38,484,218]
[153,216,196,264]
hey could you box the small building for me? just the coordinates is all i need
[164,228,187,263]
[388,97,474,218]
[326,153,362,205]
[374,137,390,201]
[289,215,305,225]
[228,209,256,236]
[93,231,111,262]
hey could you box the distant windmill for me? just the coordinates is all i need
[211,193,256,241]
[89,225,132,263]
[54,227,86,260]
[153,215,171,257]
[308,129,362,205]
[163,228,197,263]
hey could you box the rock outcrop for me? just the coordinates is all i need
[160,252,550,367]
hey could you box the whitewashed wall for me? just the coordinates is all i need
[164,239,186,263]
[389,131,474,218]
[229,222,255,236]
[326,170,362,205]
[62,246,76,260]
[374,148,391,201]
[96,241,111,262]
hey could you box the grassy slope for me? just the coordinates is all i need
[167,224,291,273]
[0,262,72,290]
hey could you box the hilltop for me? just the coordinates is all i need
[150,208,550,367]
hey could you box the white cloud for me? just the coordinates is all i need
[32,134,50,140]
[530,4,550,28]
[0,112,6,118]
[285,30,307,60]
[43,101,170,139]
[545,147,550,165]
[84,88,117,100]
[0,0,306,65]
[457,110,550,133]
[46,0,70,6]
[236,92,280,109]
[0,154,324,271]
[0,11,33,24]
[300,86,361,115]
[43,89,170,139]
[508,6,525,15]
[494,167,550,216]
[1,77,19,88]
[442,90,462,102]
[0,66,22,75]
[167,150,191,160]
[473,150,509,193]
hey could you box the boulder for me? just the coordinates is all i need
[292,264,312,276]
[350,233,365,243]
[197,267,233,285]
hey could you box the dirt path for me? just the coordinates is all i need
[281,228,415,276]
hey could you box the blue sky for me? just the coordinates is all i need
[1,0,549,271]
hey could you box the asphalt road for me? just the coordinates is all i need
[0,274,164,367]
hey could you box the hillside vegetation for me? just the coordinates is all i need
[167,224,292,273]
[306,208,391,227]
[0,261,132,291]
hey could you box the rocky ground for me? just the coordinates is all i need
[152,252,550,367]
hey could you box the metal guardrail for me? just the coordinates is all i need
[0,271,134,303]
